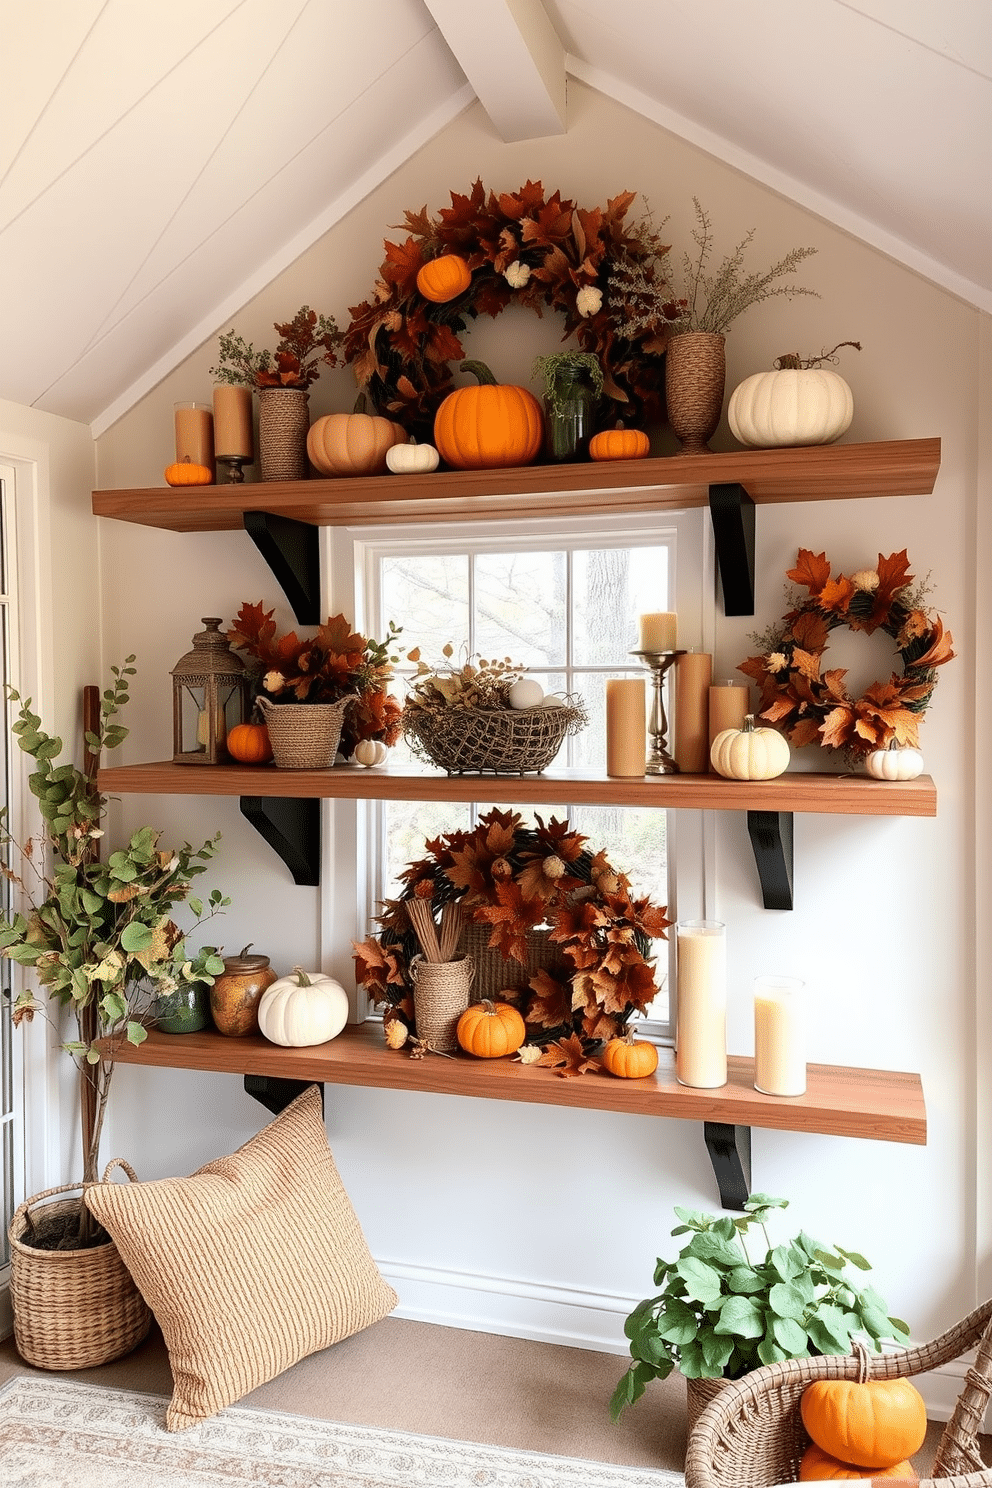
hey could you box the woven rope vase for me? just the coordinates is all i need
[256,694,355,768]
[9,1162,152,1371]
[410,955,474,1052]
[665,332,726,454]
[258,386,310,481]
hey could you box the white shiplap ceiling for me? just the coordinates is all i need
[1,0,989,433]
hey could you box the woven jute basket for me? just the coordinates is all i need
[257,694,354,769]
[460,922,569,1003]
[685,1304,992,1488]
[258,386,310,481]
[410,955,474,1051]
[9,1159,152,1371]
[404,700,585,775]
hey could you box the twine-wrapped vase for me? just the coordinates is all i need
[258,386,310,481]
[256,694,355,769]
[665,332,726,454]
[411,954,475,1052]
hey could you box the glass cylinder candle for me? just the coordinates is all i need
[174,400,214,470]
[753,976,806,1096]
[675,920,727,1088]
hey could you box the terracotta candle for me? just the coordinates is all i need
[708,680,749,765]
[606,678,647,777]
[676,920,727,1089]
[174,401,214,470]
[213,385,253,459]
[639,612,678,652]
[674,650,712,773]
[754,976,806,1096]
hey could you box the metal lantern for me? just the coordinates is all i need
[171,617,249,765]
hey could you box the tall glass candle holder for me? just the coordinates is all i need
[753,975,806,1096]
[631,649,684,774]
[675,919,727,1088]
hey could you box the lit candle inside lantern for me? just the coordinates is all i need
[196,704,227,749]
[638,612,678,653]
[676,920,727,1088]
[754,976,806,1097]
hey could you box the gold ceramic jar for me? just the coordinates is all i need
[209,946,278,1037]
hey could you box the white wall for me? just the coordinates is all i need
[92,80,988,1400]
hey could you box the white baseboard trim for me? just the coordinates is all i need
[377,1258,989,1427]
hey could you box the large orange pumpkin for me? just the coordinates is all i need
[434,360,543,470]
[456,999,526,1059]
[416,253,471,304]
[307,410,407,476]
[800,1378,928,1470]
[799,1443,917,1481]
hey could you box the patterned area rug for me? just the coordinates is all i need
[0,1375,685,1488]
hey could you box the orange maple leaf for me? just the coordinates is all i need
[819,576,856,615]
[536,1032,601,1078]
[787,549,832,594]
[525,969,571,1029]
[818,705,855,750]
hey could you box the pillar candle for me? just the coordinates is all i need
[638,612,678,652]
[174,401,214,470]
[213,385,254,459]
[753,976,806,1096]
[606,678,646,777]
[708,680,749,764]
[676,920,727,1088]
[674,650,712,773]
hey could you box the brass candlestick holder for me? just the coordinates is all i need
[631,649,685,774]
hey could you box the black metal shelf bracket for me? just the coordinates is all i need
[708,482,756,616]
[244,1075,324,1116]
[243,510,320,625]
[240,795,320,886]
[746,809,795,911]
[703,1122,752,1210]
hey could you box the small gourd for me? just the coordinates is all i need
[589,426,650,461]
[257,966,349,1048]
[601,1029,659,1079]
[434,360,543,471]
[800,1375,928,1471]
[711,715,790,781]
[799,1443,917,1481]
[865,744,925,781]
[352,738,388,767]
[226,721,273,765]
[456,999,526,1059]
[416,253,472,304]
[728,343,860,449]
[385,438,440,474]
[165,456,213,486]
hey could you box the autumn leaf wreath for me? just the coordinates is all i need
[352,809,671,1074]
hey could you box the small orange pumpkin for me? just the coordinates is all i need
[800,1377,928,1470]
[416,253,471,304]
[434,360,543,471]
[226,721,273,764]
[589,427,650,462]
[456,999,526,1059]
[307,406,408,476]
[165,456,213,486]
[799,1443,917,1481]
[601,1029,659,1079]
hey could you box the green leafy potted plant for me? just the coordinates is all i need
[610,1194,910,1425]
[532,351,605,462]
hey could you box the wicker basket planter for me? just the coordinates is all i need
[404,700,585,775]
[257,694,355,768]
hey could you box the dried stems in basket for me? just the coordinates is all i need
[405,898,464,963]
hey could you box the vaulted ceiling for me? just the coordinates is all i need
[2,0,988,433]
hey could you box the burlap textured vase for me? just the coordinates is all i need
[411,955,474,1051]
[258,386,310,481]
[665,332,726,454]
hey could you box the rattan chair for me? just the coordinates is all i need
[685,1298,992,1488]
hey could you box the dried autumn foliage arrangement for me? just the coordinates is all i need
[226,602,404,756]
[352,808,671,1068]
[739,548,954,756]
[210,305,342,390]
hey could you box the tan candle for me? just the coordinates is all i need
[754,976,806,1096]
[639,611,678,653]
[676,920,727,1089]
[174,401,214,470]
[606,678,646,777]
[708,680,749,765]
[213,385,253,459]
[674,650,712,773]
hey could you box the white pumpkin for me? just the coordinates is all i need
[728,351,855,449]
[711,715,791,780]
[257,966,349,1047]
[385,438,440,474]
[352,738,388,767]
[865,745,925,781]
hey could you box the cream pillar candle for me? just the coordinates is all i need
[213,385,254,458]
[753,976,806,1096]
[638,612,677,652]
[675,920,727,1088]
[674,650,712,773]
[606,678,647,777]
[174,401,214,470]
[708,681,749,762]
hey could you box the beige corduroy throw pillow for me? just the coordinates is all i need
[85,1083,397,1431]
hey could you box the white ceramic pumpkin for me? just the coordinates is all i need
[257,966,349,1047]
[353,738,388,767]
[728,348,857,448]
[711,715,791,780]
[385,438,440,474]
[865,745,925,780]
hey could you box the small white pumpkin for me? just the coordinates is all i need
[728,344,859,449]
[865,744,925,781]
[385,438,440,474]
[507,678,545,709]
[257,966,349,1047]
[352,738,388,767]
[711,715,791,781]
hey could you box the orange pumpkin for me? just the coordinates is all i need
[307,410,408,476]
[456,999,526,1059]
[800,1378,928,1470]
[589,427,650,462]
[416,253,471,304]
[434,360,543,471]
[601,1030,659,1078]
[226,721,273,764]
[799,1443,917,1481]
[165,456,213,486]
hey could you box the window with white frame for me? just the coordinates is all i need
[350,509,713,1041]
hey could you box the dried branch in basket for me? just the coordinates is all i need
[405,898,443,962]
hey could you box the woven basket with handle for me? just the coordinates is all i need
[9,1158,152,1371]
[685,1300,992,1488]
[257,694,355,769]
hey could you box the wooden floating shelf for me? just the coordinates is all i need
[100,1023,926,1147]
[92,438,940,534]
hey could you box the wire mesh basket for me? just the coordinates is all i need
[404,699,586,775]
